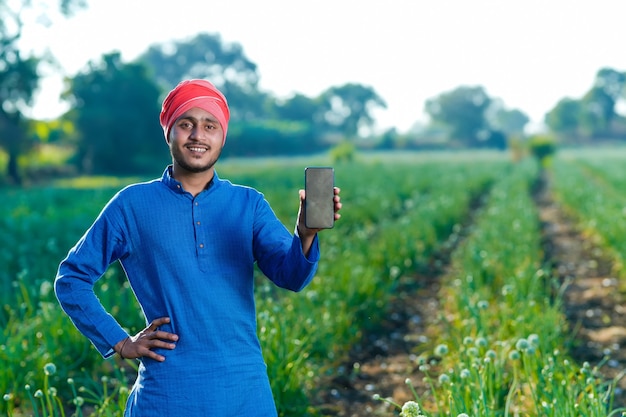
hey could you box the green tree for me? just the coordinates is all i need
[487,99,529,138]
[224,120,318,157]
[580,86,616,137]
[274,93,323,125]
[425,85,492,146]
[545,68,626,141]
[528,134,557,167]
[270,92,342,150]
[63,52,167,174]
[0,0,86,183]
[594,67,626,139]
[594,67,626,102]
[545,97,582,139]
[319,83,387,139]
[138,33,268,122]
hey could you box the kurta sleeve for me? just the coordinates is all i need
[252,195,320,292]
[54,197,131,358]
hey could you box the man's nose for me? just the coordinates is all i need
[190,126,203,139]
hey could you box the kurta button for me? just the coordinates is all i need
[196,221,201,225]
[199,243,204,248]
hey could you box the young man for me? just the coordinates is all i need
[54,79,342,416]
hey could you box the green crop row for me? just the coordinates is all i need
[550,156,626,277]
[377,157,624,416]
[1,152,509,416]
[256,158,508,415]
[14,148,626,416]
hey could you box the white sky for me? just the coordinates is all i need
[18,0,626,133]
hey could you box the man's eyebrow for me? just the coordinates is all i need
[180,115,219,123]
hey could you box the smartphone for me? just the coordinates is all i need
[304,167,335,229]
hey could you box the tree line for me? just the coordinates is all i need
[1,0,626,184]
[544,68,626,143]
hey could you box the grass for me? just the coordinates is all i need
[3,148,626,416]
[375,150,626,416]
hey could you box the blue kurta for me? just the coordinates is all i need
[54,167,320,416]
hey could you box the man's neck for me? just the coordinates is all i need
[172,166,215,197]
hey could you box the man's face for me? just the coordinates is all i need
[167,107,224,174]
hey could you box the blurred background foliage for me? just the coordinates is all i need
[1,0,626,185]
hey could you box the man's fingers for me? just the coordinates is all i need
[150,316,171,328]
[152,330,178,343]
[118,318,178,361]
[151,339,177,350]
[141,347,166,362]
[129,337,176,361]
[147,316,172,334]
[151,354,166,362]
[136,337,175,350]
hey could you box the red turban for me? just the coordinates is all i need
[159,79,230,144]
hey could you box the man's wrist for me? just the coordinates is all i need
[296,225,316,240]
[115,337,130,359]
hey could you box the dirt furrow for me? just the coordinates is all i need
[312,259,448,416]
[312,197,482,416]
[314,171,626,416]
[535,172,626,408]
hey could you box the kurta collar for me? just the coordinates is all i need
[160,165,218,195]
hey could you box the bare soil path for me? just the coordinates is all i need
[313,191,480,416]
[535,172,626,408]
[313,171,626,416]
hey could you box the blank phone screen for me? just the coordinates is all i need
[304,167,334,229]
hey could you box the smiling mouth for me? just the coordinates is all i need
[186,146,208,154]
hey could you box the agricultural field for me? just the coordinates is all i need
[2,148,626,416]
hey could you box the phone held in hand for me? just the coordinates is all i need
[304,167,335,229]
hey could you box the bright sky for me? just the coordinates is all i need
[18,0,626,133]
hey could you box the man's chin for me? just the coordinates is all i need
[174,157,219,174]
[187,165,212,174]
